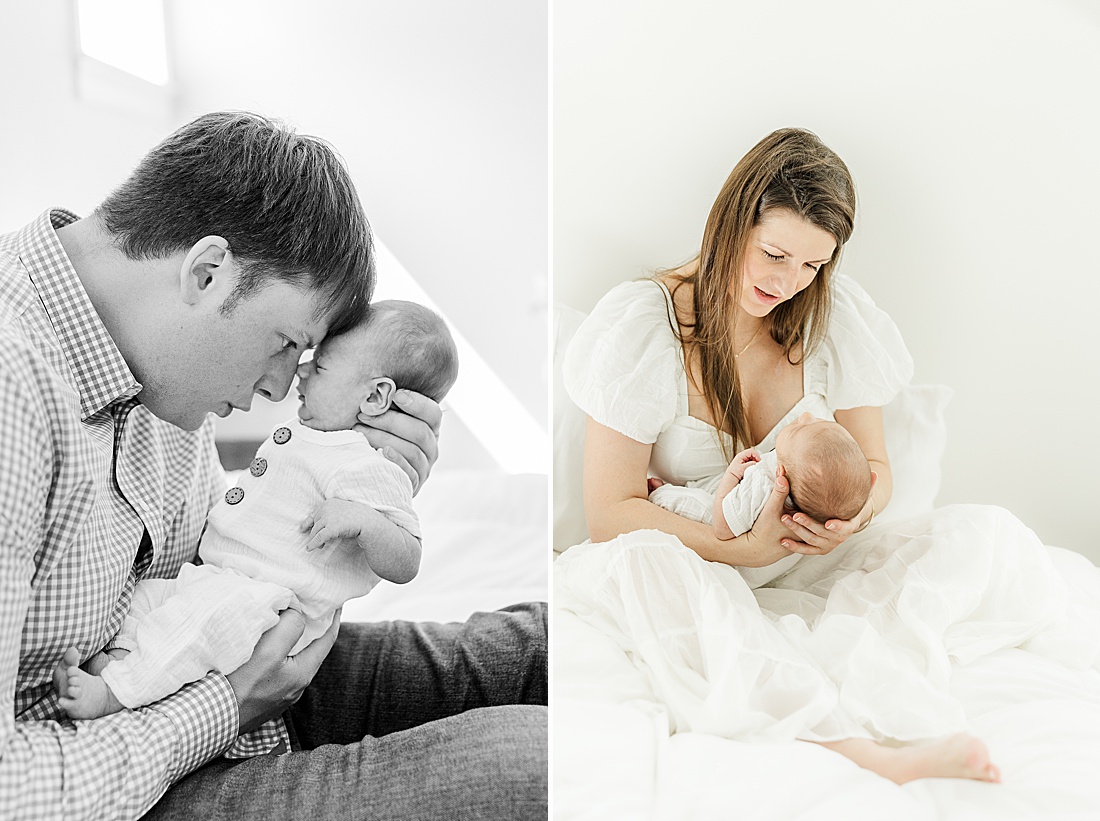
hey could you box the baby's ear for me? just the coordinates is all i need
[359,377,397,417]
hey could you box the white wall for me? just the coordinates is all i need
[0,4,171,226]
[554,0,1100,559]
[0,0,547,473]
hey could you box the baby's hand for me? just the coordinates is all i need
[727,448,762,483]
[301,499,364,552]
[712,448,761,540]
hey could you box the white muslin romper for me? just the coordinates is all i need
[100,418,419,712]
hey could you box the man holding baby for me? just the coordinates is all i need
[0,111,546,820]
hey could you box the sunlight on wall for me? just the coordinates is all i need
[75,0,169,85]
[372,238,549,475]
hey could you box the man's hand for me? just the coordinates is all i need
[353,389,441,495]
[226,607,340,734]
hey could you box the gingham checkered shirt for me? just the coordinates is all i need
[0,210,282,819]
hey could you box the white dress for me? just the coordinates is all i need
[557,275,1086,745]
[565,273,911,587]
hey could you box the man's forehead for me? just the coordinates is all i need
[273,284,330,345]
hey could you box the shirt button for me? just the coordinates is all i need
[273,427,292,445]
[249,457,268,477]
[225,487,245,505]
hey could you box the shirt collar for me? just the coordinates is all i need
[20,209,142,419]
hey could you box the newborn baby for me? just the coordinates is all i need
[650,412,872,586]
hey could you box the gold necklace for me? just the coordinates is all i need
[734,322,764,358]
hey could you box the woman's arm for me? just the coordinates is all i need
[834,405,892,522]
[584,418,806,567]
[778,405,892,554]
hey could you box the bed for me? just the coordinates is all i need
[551,303,1100,820]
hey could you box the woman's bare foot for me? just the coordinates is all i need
[819,734,1001,785]
[53,647,124,719]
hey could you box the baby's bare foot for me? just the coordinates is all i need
[890,734,1001,784]
[57,658,124,719]
[52,647,81,700]
[82,647,130,677]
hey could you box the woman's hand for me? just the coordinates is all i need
[737,465,803,564]
[741,463,847,559]
[780,468,879,555]
[780,508,858,556]
[354,389,442,494]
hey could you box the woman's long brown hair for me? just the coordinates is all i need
[666,128,856,458]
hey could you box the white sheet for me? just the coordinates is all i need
[554,508,1100,820]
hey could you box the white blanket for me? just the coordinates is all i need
[554,506,1100,819]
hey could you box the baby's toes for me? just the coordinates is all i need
[53,648,81,697]
[52,660,69,698]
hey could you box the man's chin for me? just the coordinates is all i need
[134,397,209,431]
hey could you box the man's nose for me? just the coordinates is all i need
[255,361,298,402]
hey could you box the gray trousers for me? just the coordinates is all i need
[144,603,548,820]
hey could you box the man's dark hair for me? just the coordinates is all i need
[95,111,373,335]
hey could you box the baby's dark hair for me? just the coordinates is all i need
[364,300,459,402]
[785,424,871,523]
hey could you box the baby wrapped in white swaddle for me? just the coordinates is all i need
[650,411,872,588]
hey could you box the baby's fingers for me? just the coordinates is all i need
[305,525,331,552]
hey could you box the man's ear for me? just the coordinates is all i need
[359,377,397,417]
[180,236,231,306]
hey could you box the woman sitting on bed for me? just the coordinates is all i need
[559,127,1029,783]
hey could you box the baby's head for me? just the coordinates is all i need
[295,299,459,431]
[775,412,871,523]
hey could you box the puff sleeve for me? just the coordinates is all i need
[813,274,915,410]
[562,280,682,444]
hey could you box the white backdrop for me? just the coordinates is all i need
[554,0,1100,560]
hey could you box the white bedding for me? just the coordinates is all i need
[551,302,1100,820]
[554,525,1100,820]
